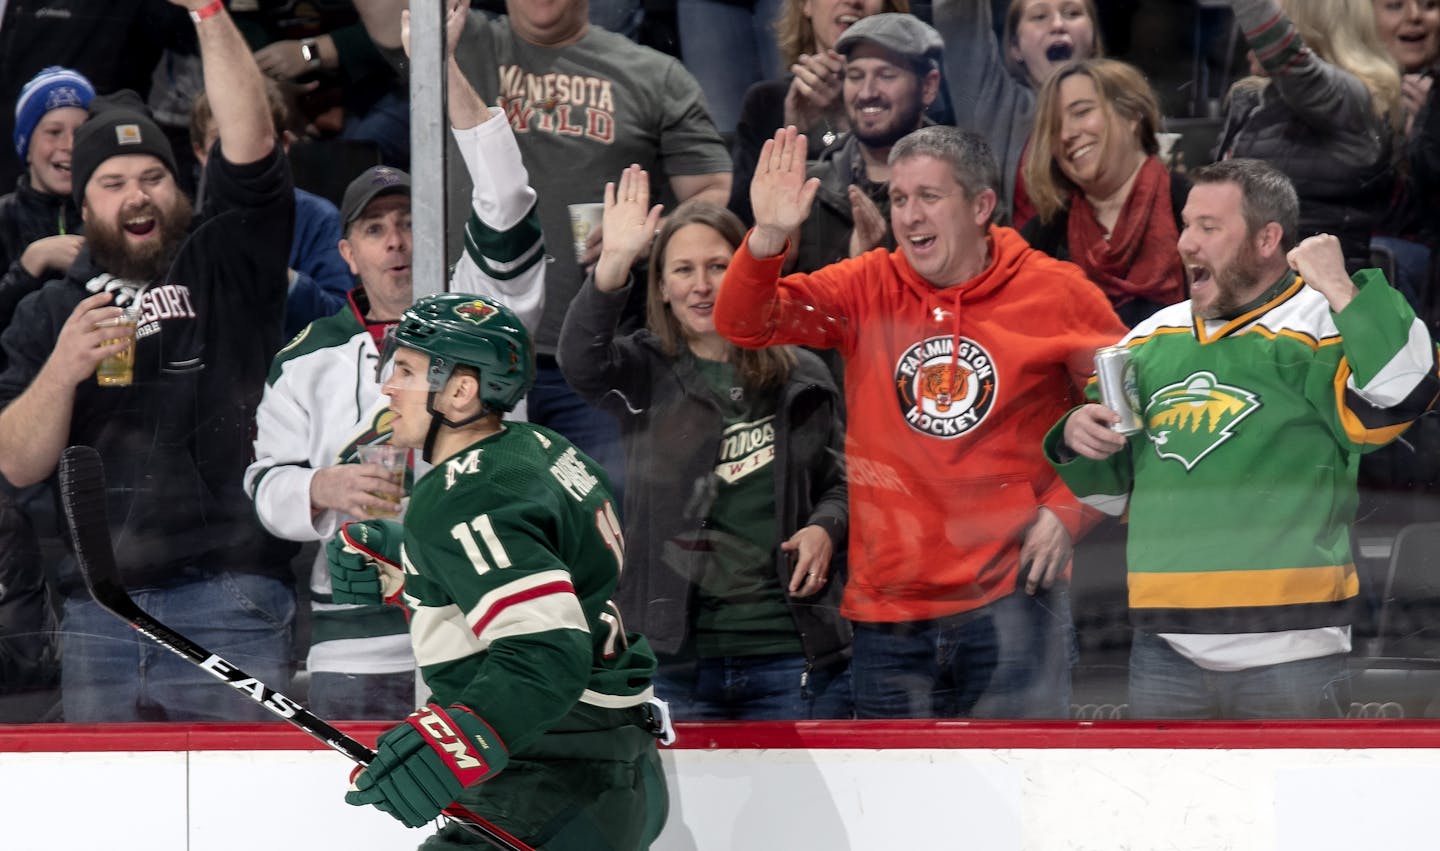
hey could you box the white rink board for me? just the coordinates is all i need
[3,747,1440,850]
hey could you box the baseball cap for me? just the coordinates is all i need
[340,165,412,231]
[834,13,945,72]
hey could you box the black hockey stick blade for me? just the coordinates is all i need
[56,446,532,851]
[58,445,140,623]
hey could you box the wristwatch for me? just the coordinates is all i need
[299,37,322,71]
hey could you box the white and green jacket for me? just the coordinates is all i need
[1046,270,1439,639]
[243,112,545,680]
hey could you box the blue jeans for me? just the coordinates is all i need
[1128,629,1349,719]
[677,0,784,134]
[528,359,626,505]
[652,652,853,720]
[60,570,295,722]
[308,670,417,721]
[851,587,1076,719]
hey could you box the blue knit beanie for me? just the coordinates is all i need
[14,66,95,160]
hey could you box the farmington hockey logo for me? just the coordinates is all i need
[1146,371,1261,470]
[893,336,997,439]
[454,300,498,325]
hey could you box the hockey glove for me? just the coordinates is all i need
[345,703,508,827]
[327,519,405,605]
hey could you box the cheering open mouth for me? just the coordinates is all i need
[1045,42,1075,62]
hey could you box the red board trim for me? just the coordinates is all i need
[3,720,1439,752]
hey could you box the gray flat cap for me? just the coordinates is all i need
[834,13,945,69]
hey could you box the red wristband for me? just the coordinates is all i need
[189,0,224,23]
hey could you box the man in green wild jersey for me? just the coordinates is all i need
[1046,158,1440,720]
[328,292,667,849]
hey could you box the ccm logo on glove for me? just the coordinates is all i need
[411,705,493,783]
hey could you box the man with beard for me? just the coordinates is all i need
[0,0,298,722]
[790,13,944,274]
[1046,159,1440,719]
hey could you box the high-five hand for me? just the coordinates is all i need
[593,164,664,292]
[748,126,820,259]
[400,0,466,59]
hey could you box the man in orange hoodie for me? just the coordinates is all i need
[715,124,1128,718]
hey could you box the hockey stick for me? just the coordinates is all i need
[57,445,533,851]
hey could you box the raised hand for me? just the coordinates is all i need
[593,164,663,292]
[749,126,821,259]
[400,0,467,59]
[1287,233,1356,312]
[848,186,888,258]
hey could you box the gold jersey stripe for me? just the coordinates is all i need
[1130,564,1358,609]
[1332,359,1412,446]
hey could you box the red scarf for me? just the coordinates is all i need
[1066,155,1185,310]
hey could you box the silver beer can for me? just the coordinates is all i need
[1094,345,1143,435]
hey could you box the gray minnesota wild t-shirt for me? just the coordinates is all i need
[441,14,731,353]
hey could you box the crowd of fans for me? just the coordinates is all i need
[1,0,1439,728]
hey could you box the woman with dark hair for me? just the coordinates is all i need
[559,168,852,720]
[1022,59,1188,326]
[934,0,1102,227]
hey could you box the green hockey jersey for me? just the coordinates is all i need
[399,422,655,755]
[1045,271,1439,634]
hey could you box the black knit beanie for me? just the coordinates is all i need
[71,90,179,206]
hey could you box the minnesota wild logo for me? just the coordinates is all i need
[454,300,497,325]
[1145,371,1261,470]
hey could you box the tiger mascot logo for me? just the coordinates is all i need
[894,336,997,438]
[917,362,972,413]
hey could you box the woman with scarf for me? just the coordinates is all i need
[935,0,1103,228]
[1020,58,1187,327]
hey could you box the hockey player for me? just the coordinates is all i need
[1047,159,1440,718]
[244,0,543,721]
[328,293,668,846]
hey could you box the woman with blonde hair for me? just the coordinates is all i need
[729,0,909,225]
[1371,0,1440,308]
[559,168,853,720]
[1022,59,1188,326]
[935,0,1104,227]
[1218,0,1402,271]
